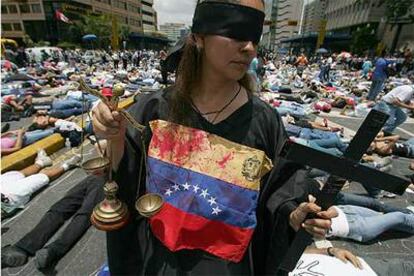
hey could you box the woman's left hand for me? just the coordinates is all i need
[289,195,337,239]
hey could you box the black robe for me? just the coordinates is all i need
[107,88,316,275]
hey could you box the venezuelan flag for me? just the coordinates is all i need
[147,120,272,262]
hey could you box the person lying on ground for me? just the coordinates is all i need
[1,175,104,270]
[1,127,58,155]
[367,134,414,159]
[1,128,25,156]
[315,192,414,243]
[1,94,33,112]
[1,150,81,218]
[283,115,344,133]
[32,98,90,119]
[28,113,80,131]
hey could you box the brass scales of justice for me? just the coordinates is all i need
[79,79,164,231]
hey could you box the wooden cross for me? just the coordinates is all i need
[278,109,411,273]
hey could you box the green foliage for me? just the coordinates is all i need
[78,14,111,38]
[22,35,34,47]
[351,25,378,54]
[75,14,112,48]
[57,41,79,49]
[34,40,51,47]
[120,25,131,41]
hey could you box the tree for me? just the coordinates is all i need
[351,24,378,55]
[120,25,131,42]
[76,14,112,48]
[358,0,414,52]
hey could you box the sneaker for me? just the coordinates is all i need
[35,248,58,269]
[35,150,53,168]
[1,245,28,268]
[379,164,393,173]
[406,206,414,213]
[1,123,10,132]
[376,157,392,168]
[61,155,81,171]
[380,191,397,198]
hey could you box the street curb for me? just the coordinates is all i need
[1,96,136,173]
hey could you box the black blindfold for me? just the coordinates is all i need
[191,1,265,44]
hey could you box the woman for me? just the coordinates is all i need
[92,1,334,275]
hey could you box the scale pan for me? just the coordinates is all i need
[82,157,110,176]
[135,193,164,218]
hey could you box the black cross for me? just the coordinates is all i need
[278,109,411,273]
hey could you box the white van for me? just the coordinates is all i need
[25,47,64,63]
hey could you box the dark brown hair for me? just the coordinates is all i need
[169,0,259,125]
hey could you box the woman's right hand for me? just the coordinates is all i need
[330,248,363,269]
[91,101,127,140]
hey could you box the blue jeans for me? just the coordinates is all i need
[52,99,83,110]
[276,106,306,118]
[404,138,414,158]
[299,128,339,140]
[336,192,412,214]
[23,129,55,146]
[374,101,407,133]
[67,94,99,104]
[285,124,302,137]
[338,205,414,242]
[367,78,385,100]
[49,108,83,119]
[307,138,347,156]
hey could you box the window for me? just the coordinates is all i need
[19,4,30,13]
[117,15,127,24]
[142,1,152,8]
[143,20,153,25]
[2,23,12,31]
[8,5,17,13]
[113,0,126,10]
[1,5,8,14]
[31,4,41,13]
[142,10,152,16]
[128,4,140,13]
[13,23,22,31]
[130,18,141,27]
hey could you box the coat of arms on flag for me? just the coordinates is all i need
[146,120,273,262]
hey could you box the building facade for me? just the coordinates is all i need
[260,0,276,50]
[324,0,385,32]
[301,0,326,34]
[141,0,157,33]
[1,0,157,43]
[273,0,303,47]
[159,23,186,45]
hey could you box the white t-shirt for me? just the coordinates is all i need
[55,119,82,132]
[327,206,350,238]
[1,171,49,212]
[382,85,414,104]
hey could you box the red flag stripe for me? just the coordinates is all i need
[150,202,254,262]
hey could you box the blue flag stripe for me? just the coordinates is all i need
[147,157,258,228]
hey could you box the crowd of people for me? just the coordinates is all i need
[1,1,414,275]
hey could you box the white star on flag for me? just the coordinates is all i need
[212,206,222,215]
[172,184,180,191]
[193,184,200,193]
[208,196,217,206]
[200,189,209,198]
[164,188,172,196]
[182,182,191,190]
